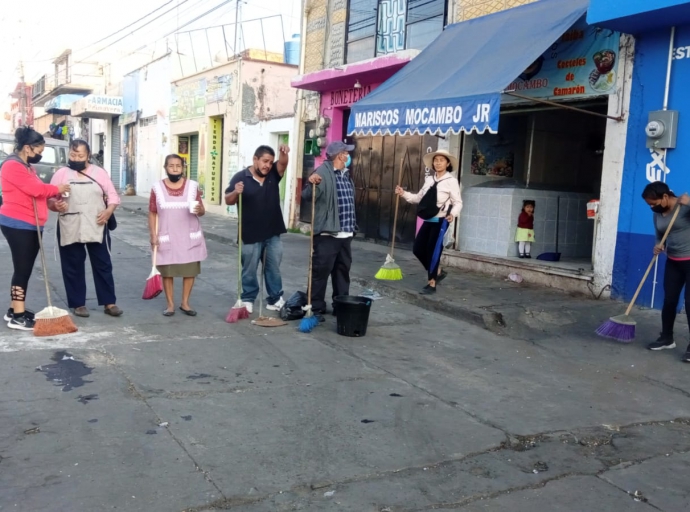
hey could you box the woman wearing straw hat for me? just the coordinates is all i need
[395,149,462,294]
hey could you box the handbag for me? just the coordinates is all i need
[416,181,441,220]
[77,169,117,231]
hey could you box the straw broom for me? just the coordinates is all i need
[299,182,320,333]
[32,199,78,337]
[596,204,681,342]
[226,193,249,323]
[142,215,163,300]
[375,156,404,280]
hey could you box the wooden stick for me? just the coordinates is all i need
[33,199,53,309]
[390,156,405,258]
[307,182,316,307]
[625,204,681,316]
[152,215,159,267]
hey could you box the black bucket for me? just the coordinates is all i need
[334,295,372,337]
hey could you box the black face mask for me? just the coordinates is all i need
[167,173,183,183]
[68,160,87,172]
[651,204,668,214]
[27,154,42,164]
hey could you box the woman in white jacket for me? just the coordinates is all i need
[395,149,462,294]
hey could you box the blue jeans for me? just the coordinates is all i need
[241,236,283,304]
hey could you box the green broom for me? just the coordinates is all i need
[376,157,404,281]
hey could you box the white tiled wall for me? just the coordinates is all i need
[458,186,595,259]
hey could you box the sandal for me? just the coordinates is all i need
[179,307,197,317]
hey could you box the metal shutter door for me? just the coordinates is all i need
[189,134,199,181]
[110,116,121,189]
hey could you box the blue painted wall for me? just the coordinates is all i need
[122,71,140,115]
[589,0,690,33]
[613,23,690,308]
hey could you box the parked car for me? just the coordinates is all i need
[0,133,69,185]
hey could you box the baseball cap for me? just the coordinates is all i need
[326,141,355,158]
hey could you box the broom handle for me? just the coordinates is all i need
[33,199,54,309]
[238,193,243,296]
[625,204,682,315]
[307,181,316,307]
[390,156,404,258]
[152,215,159,266]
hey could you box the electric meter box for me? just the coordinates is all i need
[646,110,679,149]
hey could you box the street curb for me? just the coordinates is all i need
[120,203,505,333]
[352,277,506,333]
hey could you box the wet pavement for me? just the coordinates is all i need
[0,199,688,511]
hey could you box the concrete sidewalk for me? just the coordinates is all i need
[119,196,674,345]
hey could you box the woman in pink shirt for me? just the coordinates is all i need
[48,140,122,318]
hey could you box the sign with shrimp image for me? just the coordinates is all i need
[505,16,620,100]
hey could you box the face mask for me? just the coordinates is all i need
[167,173,183,183]
[27,154,42,164]
[345,155,351,168]
[651,204,667,214]
[68,160,87,172]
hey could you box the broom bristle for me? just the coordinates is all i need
[142,274,163,300]
[595,317,636,343]
[226,305,249,323]
[298,314,320,333]
[33,307,78,337]
[375,266,403,280]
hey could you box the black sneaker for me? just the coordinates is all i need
[647,336,676,351]
[420,284,437,295]
[436,271,448,284]
[7,315,35,331]
[682,345,690,363]
[4,308,35,322]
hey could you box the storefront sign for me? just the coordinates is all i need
[505,17,620,100]
[329,85,373,107]
[205,117,222,204]
[71,95,124,117]
[45,94,83,113]
[171,79,207,121]
[119,111,138,126]
[349,95,499,135]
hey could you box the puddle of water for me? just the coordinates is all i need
[36,351,93,392]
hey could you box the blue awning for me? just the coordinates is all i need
[348,0,590,136]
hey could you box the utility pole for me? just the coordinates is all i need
[19,60,27,127]
[234,0,242,57]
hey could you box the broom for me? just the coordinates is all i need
[142,215,163,300]
[376,156,404,280]
[226,193,249,323]
[299,182,320,333]
[596,204,681,342]
[32,199,78,337]
[252,250,288,328]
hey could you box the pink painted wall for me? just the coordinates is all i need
[314,83,381,166]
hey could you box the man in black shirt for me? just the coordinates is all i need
[225,145,289,313]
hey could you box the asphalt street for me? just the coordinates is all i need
[0,205,689,512]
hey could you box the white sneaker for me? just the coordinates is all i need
[242,302,254,314]
[266,298,285,312]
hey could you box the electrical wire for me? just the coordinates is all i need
[76,0,197,63]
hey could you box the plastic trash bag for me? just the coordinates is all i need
[280,291,308,321]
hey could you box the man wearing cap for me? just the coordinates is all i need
[302,141,356,316]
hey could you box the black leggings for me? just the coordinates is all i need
[1,225,40,303]
[662,258,690,338]
[413,220,444,281]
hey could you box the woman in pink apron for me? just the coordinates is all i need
[48,139,122,318]
[148,154,207,316]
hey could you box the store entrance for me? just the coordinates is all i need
[458,100,608,269]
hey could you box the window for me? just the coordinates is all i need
[346,0,445,63]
